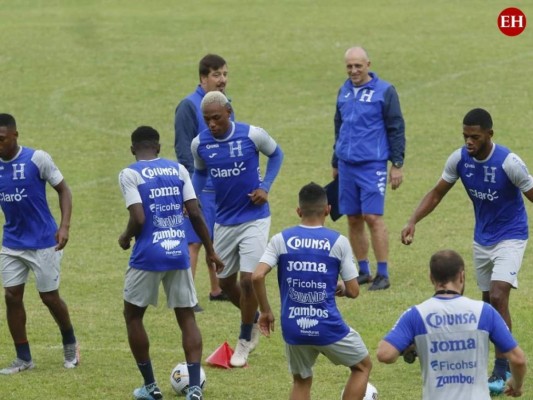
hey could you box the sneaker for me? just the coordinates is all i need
[368,274,390,291]
[230,338,253,367]
[209,291,229,301]
[488,371,511,395]
[193,304,204,313]
[0,358,35,375]
[133,383,163,400]
[249,322,260,352]
[63,342,80,369]
[186,385,203,400]
[357,274,372,285]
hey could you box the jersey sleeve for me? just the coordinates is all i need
[179,164,197,202]
[118,168,143,208]
[248,126,278,156]
[441,148,462,184]
[502,153,533,193]
[383,307,423,353]
[191,136,206,171]
[32,150,64,187]
[478,303,518,353]
[259,232,285,268]
[331,235,358,281]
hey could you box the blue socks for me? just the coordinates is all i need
[15,341,32,362]
[377,262,389,278]
[493,357,509,379]
[137,360,156,386]
[239,323,253,341]
[60,327,76,345]
[187,362,201,387]
[358,259,370,275]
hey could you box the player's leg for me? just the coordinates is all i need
[338,160,372,283]
[123,268,162,400]
[487,239,525,392]
[31,247,79,368]
[230,217,270,367]
[166,268,203,392]
[359,161,389,290]
[286,344,318,400]
[1,250,33,373]
[321,328,371,399]
[213,223,241,308]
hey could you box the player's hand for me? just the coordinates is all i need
[206,253,225,273]
[335,280,346,297]
[55,226,69,251]
[332,167,338,179]
[118,233,132,250]
[258,311,275,337]
[248,188,268,205]
[504,378,523,397]
[389,166,403,190]
[401,224,415,245]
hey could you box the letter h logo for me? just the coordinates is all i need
[12,164,26,180]
[228,140,243,158]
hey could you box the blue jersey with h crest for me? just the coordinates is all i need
[193,122,277,225]
[452,145,528,245]
[276,225,351,345]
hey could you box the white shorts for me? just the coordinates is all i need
[0,246,63,292]
[285,328,369,379]
[473,239,527,291]
[123,267,197,308]
[214,217,270,279]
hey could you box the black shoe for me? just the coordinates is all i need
[193,303,204,312]
[209,291,229,301]
[368,274,390,291]
[357,274,372,285]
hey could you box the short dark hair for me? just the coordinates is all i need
[199,54,227,77]
[299,182,327,217]
[0,113,17,129]
[131,126,160,147]
[430,250,465,284]
[463,108,493,130]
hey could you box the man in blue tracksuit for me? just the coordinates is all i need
[174,54,233,309]
[331,46,406,291]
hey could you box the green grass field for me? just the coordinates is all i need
[1,0,533,398]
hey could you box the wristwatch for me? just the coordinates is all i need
[392,161,403,168]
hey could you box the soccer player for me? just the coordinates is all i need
[191,91,284,367]
[401,108,533,395]
[174,54,233,311]
[331,46,406,291]
[0,113,79,374]
[118,126,223,400]
[252,182,372,400]
[377,249,526,399]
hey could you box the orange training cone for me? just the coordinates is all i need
[206,341,234,369]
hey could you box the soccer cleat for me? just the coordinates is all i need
[186,385,203,400]
[193,304,204,313]
[209,291,229,301]
[368,274,390,291]
[133,383,163,400]
[0,358,35,375]
[63,342,80,369]
[230,338,253,367]
[249,322,260,352]
[356,274,373,285]
[488,371,511,395]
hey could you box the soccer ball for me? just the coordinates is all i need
[340,382,378,399]
[364,382,378,400]
[170,362,206,396]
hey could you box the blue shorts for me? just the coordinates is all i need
[338,160,387,216]
[184,190,216,244]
